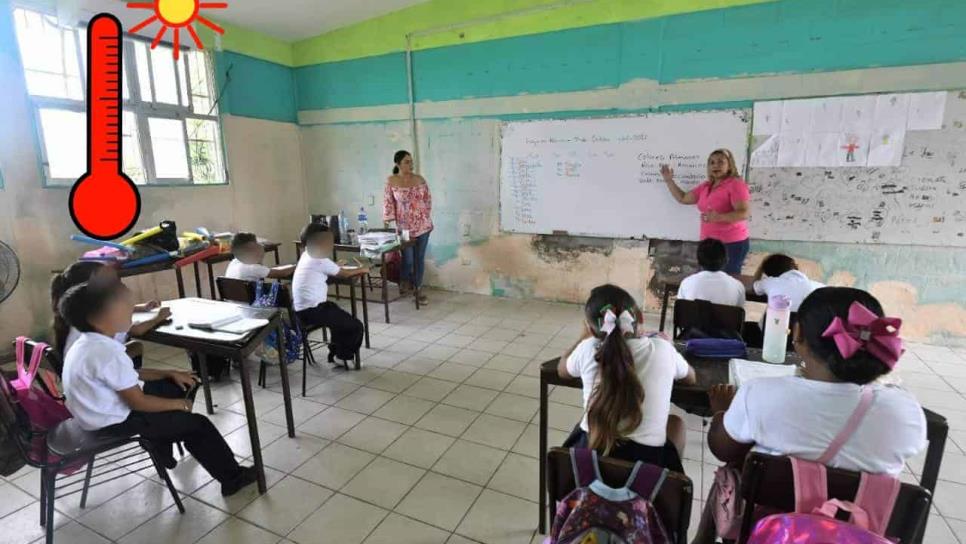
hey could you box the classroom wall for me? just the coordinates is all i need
[0,3,307,343]
[297,0,966,345]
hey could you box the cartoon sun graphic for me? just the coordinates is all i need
[127,0,227,60]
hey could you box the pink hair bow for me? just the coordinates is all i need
[821,301,904,369]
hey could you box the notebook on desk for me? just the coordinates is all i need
[729,358,798,387]
[187,315,268,334]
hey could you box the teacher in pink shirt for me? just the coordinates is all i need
[660,148,751,274]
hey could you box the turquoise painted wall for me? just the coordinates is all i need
[295,0,966,110]
[214,51,297,124]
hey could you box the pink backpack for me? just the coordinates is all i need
[547,448,672,544]
[748,387,901,543]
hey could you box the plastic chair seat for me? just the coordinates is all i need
[46,419,131,459]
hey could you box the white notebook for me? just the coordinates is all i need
[188,315,268,334]
[729,358,798,387]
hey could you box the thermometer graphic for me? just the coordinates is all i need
[69,13,141,240]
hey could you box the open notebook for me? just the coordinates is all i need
[187,315,268,334]
[729,358,798,387]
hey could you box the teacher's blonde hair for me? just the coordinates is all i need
[707,148,740,180]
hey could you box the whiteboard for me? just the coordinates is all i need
[499,111,750,240]
[749,91,966,246]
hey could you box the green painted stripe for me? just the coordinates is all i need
[199,21,294,67]
[295,53,408,111]
[291,0,771,66]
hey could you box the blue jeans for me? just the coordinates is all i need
[401,232,430,288]
[723,238,750,275]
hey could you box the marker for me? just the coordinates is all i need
[69,13,142,240]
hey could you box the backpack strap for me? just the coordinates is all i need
[12,337,47,391]
[570,448,599,488]
[625,462,668,502]
[852,472,901,535]
[816,386,875,465]
[791,458,829,514]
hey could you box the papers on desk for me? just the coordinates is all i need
[188,315,268,334]
[359,232,400,258]
[729,358,798,387]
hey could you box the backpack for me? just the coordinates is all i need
[0,377,27,477]
[745,386,900,543]
[252,281,301,364]
[548,448,672,544]
[748,457,899,543]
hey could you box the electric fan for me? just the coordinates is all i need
[0,240,20,304]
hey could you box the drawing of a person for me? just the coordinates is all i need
[842,136,860,163]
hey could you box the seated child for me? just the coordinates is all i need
[292,223,369,364]
[59,277,258,496]
[752,253,824,312]
[558,284,697,471]
[677,238,746,308]
[51,261,170,364]
[694,287,926,541]
[225,232,295,282]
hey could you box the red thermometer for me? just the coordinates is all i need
[69,13,141,240]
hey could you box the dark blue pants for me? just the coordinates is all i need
[723,238,750,275]
[401,231,430,288]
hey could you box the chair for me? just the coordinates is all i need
[737,452,931,544]
[215,277,326,396]
[546,447,693,544]
[0,354,183,544]
[672,299,746,340]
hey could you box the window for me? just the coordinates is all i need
[12,6,226,185]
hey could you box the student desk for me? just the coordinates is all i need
[53,260,188,298]
[132,298,296,494]
[328,274,372,353]
[193,242,282,298]
[658,275,766,333]
[535,348,949,542]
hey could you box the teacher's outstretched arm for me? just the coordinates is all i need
[660,164,698,205]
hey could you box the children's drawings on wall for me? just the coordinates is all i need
[752,92,946,168]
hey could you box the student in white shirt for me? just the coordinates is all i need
[677,238,747,308]
[51,261,170,364]
[59,278,258,497]
[224,232,295,282]
[752,253,824,311]
[694,287,926,541]
[293,223,369,365]
[558,284,697,472]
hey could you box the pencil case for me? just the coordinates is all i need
[684,338,747,359]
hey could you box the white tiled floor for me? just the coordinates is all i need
[3,289,966,543]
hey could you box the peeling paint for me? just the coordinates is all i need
[530,235,614,264]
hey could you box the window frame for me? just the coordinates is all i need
[11,5,229,188]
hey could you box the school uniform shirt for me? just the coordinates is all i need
[292,251,341,312]
[62,332,141,431]
[688,176,751,243]
[724,376,926,476]
[225,258,270,282]
[753,270,825,311]
[567,336,691,447]
[64,326,127,356]
[677,270,746,308]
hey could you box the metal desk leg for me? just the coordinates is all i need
[197,353,214,415]
[193,262,203,297]
[361,274,370,349]
[272,248,280,265]
[539,374,549,534]
[381,254,390,323]
[276,322,296,438]
[659,284,672,333]
[237,356,267,493]
[207,262,216,300]
[174,266,186,298]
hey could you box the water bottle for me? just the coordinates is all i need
[762,294,792,364]
[357,207,368,235]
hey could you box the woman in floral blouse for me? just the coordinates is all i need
[383,150,433,305]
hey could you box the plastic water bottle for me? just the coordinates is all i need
[338,210,348,242]
[357,207,368,235]
[762,294,792,364]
